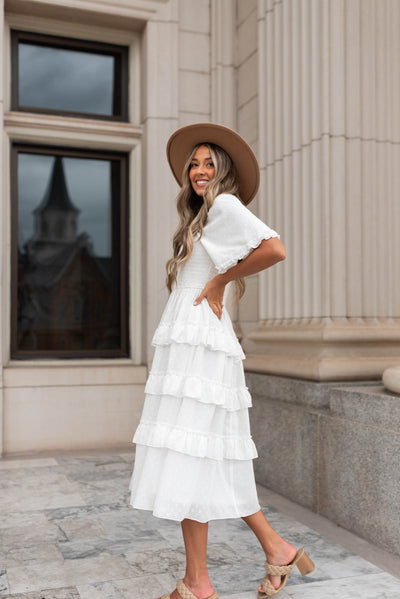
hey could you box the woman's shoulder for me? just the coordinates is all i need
[211,193,243,207]
[208,193,246,218]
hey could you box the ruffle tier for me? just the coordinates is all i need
[150,343,247,387]
[130,445,261,522]
[134,420,257,461]
[145,371,251,412]
[133,392,257,461]
[134,286,256,462]
[152,287,245,360]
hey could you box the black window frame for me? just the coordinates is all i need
[11,30,129,121]
[11,143,130,360]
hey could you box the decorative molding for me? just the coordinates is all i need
[245,318,400,381]
[3,363,147,387]
[5,0,170,29]
[245,352,398,382]
[4,112,142,149]
[5,12,142,43]
[248,317,400,343]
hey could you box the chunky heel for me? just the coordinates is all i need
[294,548,315,577]
[258,548,315,598]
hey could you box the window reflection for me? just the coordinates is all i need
[12,31,128,119]
[16,152,125,355]
[19,43,115,115]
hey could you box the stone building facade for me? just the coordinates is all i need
[1,0,399,554]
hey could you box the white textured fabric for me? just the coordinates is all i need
[131,446,260,522]
[200,194,280,274]
[130,193,279,522]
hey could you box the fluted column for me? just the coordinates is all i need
[245,0,400,381]
[211,0,240,324]
[211,0,236,127]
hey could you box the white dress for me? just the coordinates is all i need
[129,194,279,522]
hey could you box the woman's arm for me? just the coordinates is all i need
[216,237,285,284]
[194,237,286,318]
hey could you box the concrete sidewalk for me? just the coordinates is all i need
[0,449,399,599]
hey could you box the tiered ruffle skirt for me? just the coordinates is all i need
[129,287,260,522]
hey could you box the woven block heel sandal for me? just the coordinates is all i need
[161,579,219,599]
[257,548,315,598]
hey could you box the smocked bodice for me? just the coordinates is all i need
[176,240,217,290]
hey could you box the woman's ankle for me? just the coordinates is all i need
[265,539,297,565]
[183,574,214,598]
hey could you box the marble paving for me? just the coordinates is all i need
[0,450,399,599]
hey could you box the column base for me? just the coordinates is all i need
[383,366,400,394]
[244,318,400,381]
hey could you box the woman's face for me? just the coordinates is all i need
[189,145,216,197]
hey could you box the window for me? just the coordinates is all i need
[7,26,138,361]
[11,30,128,120]
[11,145,129,359]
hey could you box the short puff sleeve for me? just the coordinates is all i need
[200,193,280,274]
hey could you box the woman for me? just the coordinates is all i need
[129,123,315,599]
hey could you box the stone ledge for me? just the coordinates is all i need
[247,371,400,556]
[246,371,378,410]
[329,385,400,428]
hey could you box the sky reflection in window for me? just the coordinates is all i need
[18,153,112,257]
[19,43,114,115]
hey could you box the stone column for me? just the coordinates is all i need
[211,0,236,127]
[144,0,213,362]
[143,1,179,362]
[210,0,239,323]
[244,0,400,381]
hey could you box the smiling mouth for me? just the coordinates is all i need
[195,180,209,186]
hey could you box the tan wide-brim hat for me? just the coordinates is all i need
[166,122,260,205]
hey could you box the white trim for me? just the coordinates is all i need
[141,2,179,362]
[129,143,142,365]
[129,34,141,126]
[4,112,142,150]
[6,11,142,45]
[4,362,147,387]
[5,0,168,28]
[1,129,11,372]
[3,16,10,112]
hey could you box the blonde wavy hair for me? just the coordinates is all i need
[166,143,246,300]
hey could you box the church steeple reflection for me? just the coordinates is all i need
[25,156,83,262]
[17,154,116,354]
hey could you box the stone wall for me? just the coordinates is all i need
[247,371,400,556]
